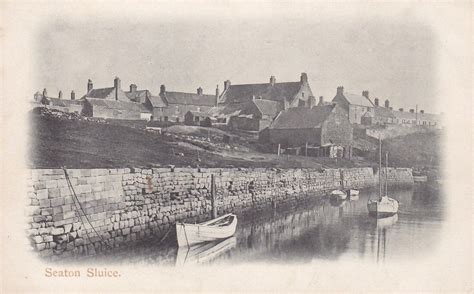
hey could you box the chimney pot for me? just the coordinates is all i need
[160,84,166,95]
[215,85,220,105]
[319,96,324,105]
[87,79,93,93]
[224,80,231,91]
[336,86,344,95]
[362,90,369,98]
[270,76,276,86]
[58,91,63,99]
[42,88,47,97]
[374,98,379,106]
[71,90,75,100]
[130,84,137,93]
[399,108,404,112]
[410,109,414,113]
[384,99,390,108]
[420,110,424,114]
[300,72,308,83]
[197,87,203,95]
[114,77,121,101]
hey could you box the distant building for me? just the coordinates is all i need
[361,99,396,125]
[184,111,216,127]
[158,85,218,123]
[332,87,375,124]
[265,103,353,151]
[81,77,130,102]
[35,89,83,114]
[391,108,442,128]
[227,98,282,131]
[218,73,315,109]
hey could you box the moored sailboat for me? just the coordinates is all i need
[367,136,399,218]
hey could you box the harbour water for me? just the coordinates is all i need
[77,184,443,266]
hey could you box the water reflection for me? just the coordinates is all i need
[72,185,443,266]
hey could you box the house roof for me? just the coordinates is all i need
[220,82,302,104]
[392,110,440,121]
[269,104,336,129]
[163,92,216,106]
[85,98,150,113]
[125,90,150,101]
[83,87,115,99]
[208,103,245,118]
[186,111,213,118]
[147,95,167,108]
[251,99,282,117]
[343,93,375,107]
[44,97,83,107]
[373,106,395,118]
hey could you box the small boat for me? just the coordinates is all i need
[330,189,347,200]
[367,137,399,218]
[176,213,237,247]
[175,236,237,266]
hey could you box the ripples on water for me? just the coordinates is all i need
[73,184,443,266]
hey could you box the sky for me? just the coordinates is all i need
[33,2,441,113]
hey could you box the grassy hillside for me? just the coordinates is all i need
[381,131,443,168]
[28,111,372,169]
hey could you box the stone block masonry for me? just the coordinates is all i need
[26,167,413,259]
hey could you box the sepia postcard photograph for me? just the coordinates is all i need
[1,0,472,292]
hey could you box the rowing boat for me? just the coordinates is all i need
[176,213,238,247]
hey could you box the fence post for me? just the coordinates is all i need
[211,174,217,218]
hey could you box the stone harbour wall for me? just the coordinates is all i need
[25,167,413,259]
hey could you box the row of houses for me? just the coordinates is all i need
[32,73,443,158]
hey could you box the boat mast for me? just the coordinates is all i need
[385,152,388,196]
[379,135,382,200]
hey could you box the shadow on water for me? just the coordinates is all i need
[64,185,444,266]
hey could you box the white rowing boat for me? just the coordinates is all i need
[176,213,238,247]
[330,189,347,200]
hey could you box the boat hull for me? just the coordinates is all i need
[330,190,347,200]
[176,214,238,247]
[367,197,399,218]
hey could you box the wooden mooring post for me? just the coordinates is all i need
[211,174,217,218]
[277,144,281,157]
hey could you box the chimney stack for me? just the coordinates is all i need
[87,79,93,93]
[114,77,121,101]
[319,96,324,105]
[58,91,63,99]
[308,96,316,109]
[362,90,369,98]
[224,80,231,91]
[160,84,166,95]
[374,98,379,106]
[336,86,344,95]
[130,84,137,93]
[71,90,75,100]
[42,88,47,97]
[270,76,276,86]
[399,108,404,112]
[409,109,415,113]
[420,110,424,114]
[300,72,308,83]
[215,85,219,105]
[197,87,203,96]
[385,99,390,108]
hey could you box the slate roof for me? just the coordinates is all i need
[220,82,302,104]
[269,104,336,129]
[343,93,375,107]
[163,92,216,106]
[208,103,245,118]
[86,98,150,112]
[125,90,150,101]
[42,97,83,107]
[83,87,115,99]
[251,99,282,117]
[147,95,167,108]
[186,111,213,118]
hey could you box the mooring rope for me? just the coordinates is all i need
[62,167,113,250]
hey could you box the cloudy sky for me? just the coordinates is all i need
[33,2,441,112]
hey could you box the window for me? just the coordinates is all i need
[164,116,168,122]
[195,116,200,122]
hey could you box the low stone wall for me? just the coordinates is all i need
[25,167,413,259]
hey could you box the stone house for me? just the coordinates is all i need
[265,103,353,150]
[332,87,375,124]
[218,73,315,109]
[226,98,282,131]
[81,98,151,120]
[37,89,83,114]
[184,111,216,127]
[361,99,396,125]
[81,77,130,102]
[158,85,218,123]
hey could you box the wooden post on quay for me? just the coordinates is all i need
[211,174,217,218]
[305,142,308,157]
[277,144,281,157]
